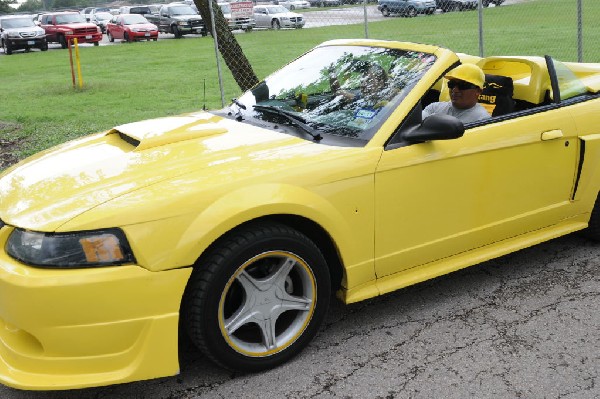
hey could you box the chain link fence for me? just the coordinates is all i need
[208,0,599,101]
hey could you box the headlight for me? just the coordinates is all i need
[65,30,74,35]
[8,32,21,38]
[6,228,135,268]
[281,17,289,21]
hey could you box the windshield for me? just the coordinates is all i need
[170,5,196,15]
[122,14,150,24]
[95,12,113,21]
[55,14,86,24]
[1,18,35,28]
[266,5,288,13]
[235,45,436,142]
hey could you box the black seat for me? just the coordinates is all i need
[478,74,515,117]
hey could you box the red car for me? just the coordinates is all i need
[106,14,159,43]
[39,12,102,48]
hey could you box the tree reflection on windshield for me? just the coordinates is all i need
[237,45,436,141]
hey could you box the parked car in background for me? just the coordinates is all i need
[435,0,477,11]
[38,12,102,48]
[106,14,158,42]
[145,3,207,38]
[275,0,311,11]
[307,0,341,6]
[218,2,256,31]
[377,0,436,17]
[89,11,113,33]
[0,15,47,55]
[253,5,304,29]
[482,0,503,5]
[118,5,153,16]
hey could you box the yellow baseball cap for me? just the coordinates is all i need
[445,64,485,89]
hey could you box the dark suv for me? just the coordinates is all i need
[0,16,48,55]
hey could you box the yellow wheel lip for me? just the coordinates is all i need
[218,250,317,357]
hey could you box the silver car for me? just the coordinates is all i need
[253,5,305,29]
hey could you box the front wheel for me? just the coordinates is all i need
[271,19,281,29]
[108,31,114,42]
[172,25,182,38]
[58,35,68,49]
[2,40,12,55]
[406,6,417,17]
[381,6,390,17]
[182,221,331,372]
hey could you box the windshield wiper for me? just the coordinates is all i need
[253,105,323,142]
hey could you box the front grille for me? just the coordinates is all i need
[290,17,302,22]
[190,20,204,28]
[20,32,36,38]
[73,27,98,34]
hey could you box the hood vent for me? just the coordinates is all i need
[110,113,228,151]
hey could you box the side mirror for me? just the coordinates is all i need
[401,114,465,143]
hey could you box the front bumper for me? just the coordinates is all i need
[66,32,103,44]
[130,31,159,40]
[0,227,192,390]
[4,37,46,50]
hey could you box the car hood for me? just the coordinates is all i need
[3,26,45,34]
[55,22,98,28]
[0,112,348,231]
[172,15,202,21]
[128,23,157,29]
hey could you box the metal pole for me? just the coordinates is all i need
[208,0,226,108]
[363,0,369,39]
[477,0,484,57]
[577,0,583,62]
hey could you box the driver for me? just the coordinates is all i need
[422,63,491,123]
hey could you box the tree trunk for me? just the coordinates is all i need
[194,0,259,92]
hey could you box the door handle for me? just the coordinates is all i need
[541,130,564,141]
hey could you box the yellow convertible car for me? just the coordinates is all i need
[1,39,600,390]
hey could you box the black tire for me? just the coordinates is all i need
[40,42,48,51]
[381,6,390,17]
[124,32,131,42]
[58,35,68,49]
[271,19,281,29]
[182,221,331,372]
[581,195,600,241]
[406,6,417,17]
[108,31,114,42]
[93,41,99,46]
[2,40,12,55]
[482,0,490,6]
[172,25,182,38]
[289,5,295,10]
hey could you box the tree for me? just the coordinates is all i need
[17,0,44,13]
[0,0,16,14]
[193,0,259,92]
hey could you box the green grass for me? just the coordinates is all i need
[1,0,599,168]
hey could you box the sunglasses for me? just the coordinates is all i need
[447,80,478,90]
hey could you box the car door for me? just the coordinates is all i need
[373,107,579,278]
[41,15,57,41]
[254,7,267,27]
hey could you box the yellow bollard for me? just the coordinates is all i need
[73,38,84,89]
